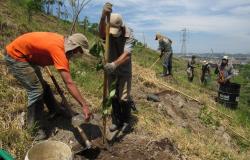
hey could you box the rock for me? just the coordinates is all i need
[222,132,231,147]
[147,94,160,102]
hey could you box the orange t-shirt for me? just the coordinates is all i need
[6,32,70,72]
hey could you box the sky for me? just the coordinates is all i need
[74,0,250,54]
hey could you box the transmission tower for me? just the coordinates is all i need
[180,28,187,55]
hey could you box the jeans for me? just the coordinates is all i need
[4,54,44,106]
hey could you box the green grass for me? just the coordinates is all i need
[1,0,250,159]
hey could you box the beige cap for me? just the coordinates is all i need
[65,33,89,54]
[155,33,162,40]
[222,56,229,60]
[110,13,124,36]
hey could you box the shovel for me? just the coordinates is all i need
[71,114,92,153]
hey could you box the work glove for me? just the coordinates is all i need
[104,62,117,74]
[102,2,112,18]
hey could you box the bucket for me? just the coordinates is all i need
[25,140,72,160]
[218,83,241,109]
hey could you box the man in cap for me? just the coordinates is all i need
[200,60,211,85]
[4,32,91,140]
[215,56,234,85]
[99,3,135,132]
[155,33,173,76]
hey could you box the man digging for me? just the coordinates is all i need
[155,33,173,77]
[99,3,135,133]
[4,32,91,140]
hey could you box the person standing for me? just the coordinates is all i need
[155,33,173,76]
[99,3,135,132]
[215,56,234,86]
[201,60,211,85]
[4,32,91,140]
[187,55,196,82]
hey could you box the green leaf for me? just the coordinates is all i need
[96,63,103,71]
[103,109,109,115]
[109,89,116,98]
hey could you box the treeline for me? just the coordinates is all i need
[10,0,92,22]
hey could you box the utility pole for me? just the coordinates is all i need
[180,28,187,56]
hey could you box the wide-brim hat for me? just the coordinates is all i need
[65,33,90,55]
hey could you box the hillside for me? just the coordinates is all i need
[0,1,250,159]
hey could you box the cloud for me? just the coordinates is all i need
[230,5,250,15]
[82,0,250,53]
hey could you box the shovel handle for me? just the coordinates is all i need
[44,66,75,117]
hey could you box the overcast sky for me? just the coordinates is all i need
[77,0,250,54]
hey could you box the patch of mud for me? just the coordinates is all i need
[76,135,185,160]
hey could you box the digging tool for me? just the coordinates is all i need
[46,67,95,151]
[102,11,111,144]
[149,57,161,69]
[72,114,92,151]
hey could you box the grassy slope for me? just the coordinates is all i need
[0,1,97,159]
[0,0,250,159]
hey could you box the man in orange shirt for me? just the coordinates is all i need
[4,32,91,140]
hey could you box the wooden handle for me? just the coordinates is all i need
[102,13,111,144]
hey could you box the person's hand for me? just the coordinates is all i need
[104,62,116,74]
[82,105,92,122]
[102,2,112,18]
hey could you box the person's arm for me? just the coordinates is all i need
[99,15,106,39]
[225,65,234,81]
[59,70,91,120]
[114,52,131,66]
[99,3,112,39]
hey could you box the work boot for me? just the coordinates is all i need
[27,99,47,140]
[110,97,122,132]
[120,101,132,133]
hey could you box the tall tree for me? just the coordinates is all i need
[56,0,63,19]
[68,0,92,34]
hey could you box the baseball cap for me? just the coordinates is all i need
[222,56,229,60]
[110,13,124,36]
[65,33,89,55]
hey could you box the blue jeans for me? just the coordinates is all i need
[4,54,44,106]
